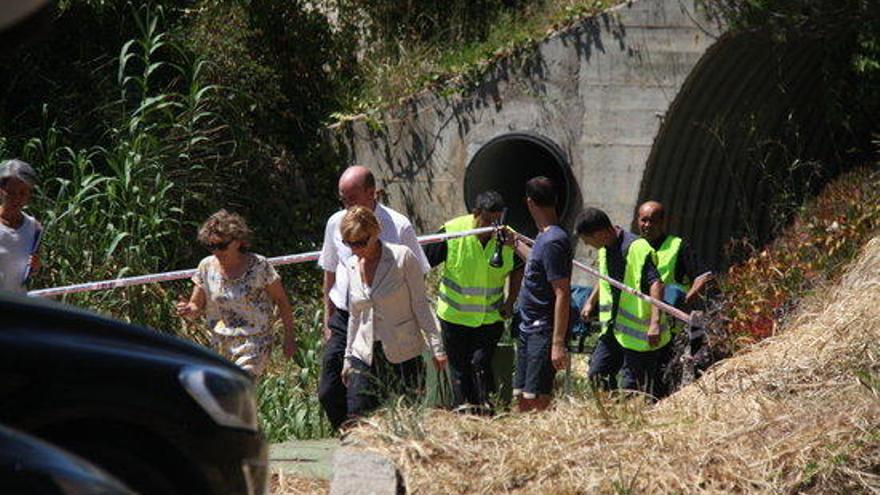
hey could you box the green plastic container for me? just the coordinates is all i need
[423,341,515,408]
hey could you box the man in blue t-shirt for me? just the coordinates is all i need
[510,177,572,412]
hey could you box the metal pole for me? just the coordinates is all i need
[572,259,692,325]
[518,234,693,326]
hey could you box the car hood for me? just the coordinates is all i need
[0,292,236,372]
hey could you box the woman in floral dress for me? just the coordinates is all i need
[177,209,297,378]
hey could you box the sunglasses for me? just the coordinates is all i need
[204,239,232,251]
[343,237,370,248]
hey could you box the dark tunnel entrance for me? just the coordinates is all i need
[464,133,576,238]
[637,34,845,269]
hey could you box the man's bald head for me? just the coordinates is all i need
[338,165,377,209]
[638,201,665,219]
[339,166,375,190]
[637,200,666,243]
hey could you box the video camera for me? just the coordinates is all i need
[488,208,508,268]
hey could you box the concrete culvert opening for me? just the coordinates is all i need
[464,133,574,237]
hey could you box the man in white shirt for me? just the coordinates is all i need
[317,165,430,429]
[0,159,41,293]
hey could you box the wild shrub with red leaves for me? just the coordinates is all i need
[719,165,880,349]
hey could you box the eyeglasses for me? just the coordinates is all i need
[205,239,232,251]
[343,237,370,248]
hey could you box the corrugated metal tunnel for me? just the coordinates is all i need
[638,33,841,267]
[464,133,577,237]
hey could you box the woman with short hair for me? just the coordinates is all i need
[177,209,296,378]
[340,206,446,420]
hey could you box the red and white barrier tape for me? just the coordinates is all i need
[30,226,697,326]
[28,226,496,298]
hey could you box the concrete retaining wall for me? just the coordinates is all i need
[331,0,836,276]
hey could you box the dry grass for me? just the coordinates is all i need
[343,237,880,494]
[270,471,329,495]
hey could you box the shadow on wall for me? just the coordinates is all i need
[638,32,846,269]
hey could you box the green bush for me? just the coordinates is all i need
[332,0,614,114]
[258,300,331,441]
[705,0,880,153]
[185,0,347,256]
[3,1,338,440]
[337,0,514,46]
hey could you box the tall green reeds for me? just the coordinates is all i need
[23,4,221,332]
[8,4,332,441]
[258,302,331,441]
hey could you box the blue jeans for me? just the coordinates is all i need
[513,326,555,398]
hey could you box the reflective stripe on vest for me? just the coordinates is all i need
[436,215,514,327]
[438,292,505,313]
[598,236,671,351]
[617,306,650,326]
[615,319,651,343]
[440,276,504,297]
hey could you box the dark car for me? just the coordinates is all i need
[0,422,134,495]
[0,292,268,495]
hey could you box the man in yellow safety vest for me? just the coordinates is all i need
[637,200,714,310]
[637,200,714,393]
[424,191,523,412]
[577,207,668,396]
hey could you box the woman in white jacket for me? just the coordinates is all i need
[340,206,446,420]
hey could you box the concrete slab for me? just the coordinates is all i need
[330,447,401,495]
[270,439,339,480]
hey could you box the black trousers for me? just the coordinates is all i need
[622,342,673,399]
[346,342,425,419]
[588,330,672,398]
[317,307,349,430]
[588,331,623,392]
[441,319,504,409]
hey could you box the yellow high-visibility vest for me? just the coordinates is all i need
[656,235,692,290]
[656,235,691,334]
[598,237,670,351]
[437,215,514,327]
